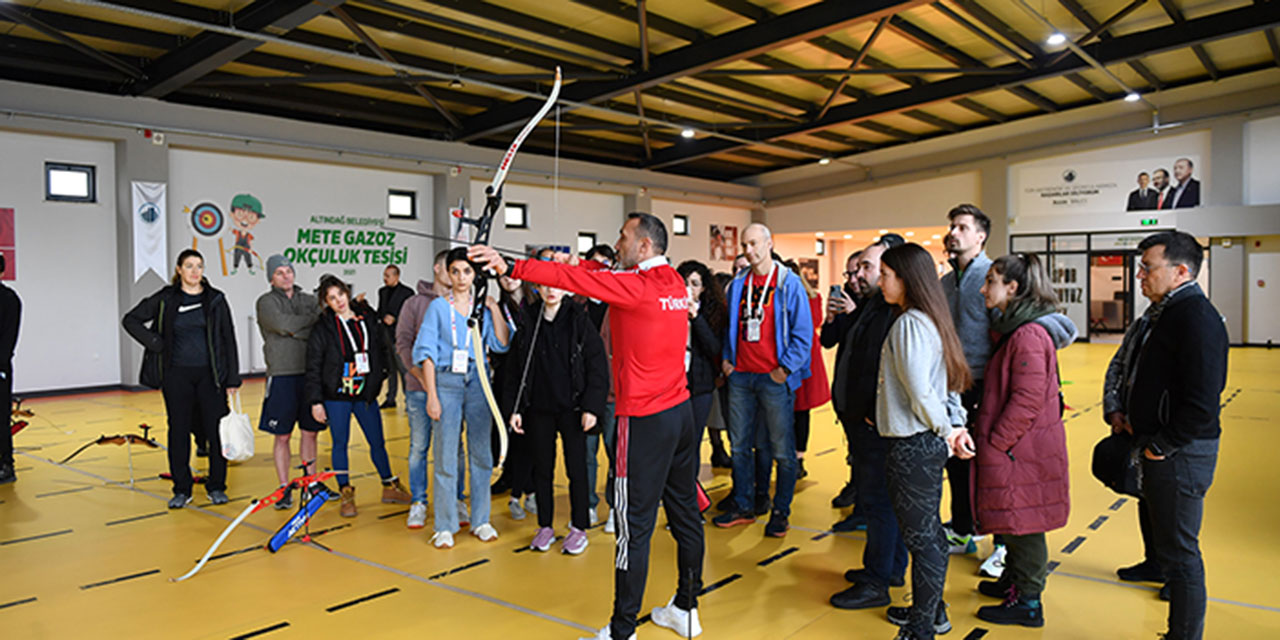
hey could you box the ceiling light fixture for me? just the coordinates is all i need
[1124,92,1141,103]
[878,229,888,234]
[815,231,825,238]
[843,234,852,239]
[818,157,831,165]
[905,231,915,237]
[923,240,932,246]
[449,77,463,88]
[1046,32,1066,46]
[681,128,695,138]
[932,234,942,239]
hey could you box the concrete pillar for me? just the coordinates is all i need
[1209,117,1245,206]
[977,159,1009,255]
[623,189,652,214]
[1210,238,1245,343]
[115,136,170,387]
[431,169,472,261]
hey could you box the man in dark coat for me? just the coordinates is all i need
[376,264,413,408]
[0,255,20,484]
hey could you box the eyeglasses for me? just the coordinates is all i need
[843,271,857,278]
[1136,262,1168,275]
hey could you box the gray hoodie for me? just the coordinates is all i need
[876,309,966,440]
[942,252,995,381]
[255,285,320,376]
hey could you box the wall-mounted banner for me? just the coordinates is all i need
[0,207,15,281]
[1015,155,1204,216]
[132,181,168,282]
[710,224,737,262]
[286,215,409,269]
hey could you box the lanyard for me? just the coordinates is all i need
[745,262,777,320]
[336,315,367,357]
[446,293,473,351]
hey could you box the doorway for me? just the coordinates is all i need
[1089,253,1132,335]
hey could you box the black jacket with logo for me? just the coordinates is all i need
[122,280,241,390]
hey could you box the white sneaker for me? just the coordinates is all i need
[589,506,599,525]
[524,494,537,515]
[472,522,499,542]
[431,530,454,549]
[979,544,1007,578]
[651,595,702,638]
[579,626,636,640]
[509,496,526,520]
[604,509,616,534]
[458,499,471,528]
[407,502,427,529]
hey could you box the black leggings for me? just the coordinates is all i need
[887,432,949,640]
[527,410,589,530]
[794,410,810,453]
[0,365,12,467]
[161,366,228,495]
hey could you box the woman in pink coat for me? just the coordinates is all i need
[972,253,1074,629]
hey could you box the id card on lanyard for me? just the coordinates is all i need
[339,316,371,374]
[744,263,776,343]
[448,295,472,374]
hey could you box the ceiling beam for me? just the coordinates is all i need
[816,17,889,121]
[411,0,635,61]
[646,3,1280,169]
[458,0,929,142]
[130,0,344,98]
[1267,28,1280,67]
[1058,0,1166,90]
[0,4,144,79]
[1155,0,1220,80]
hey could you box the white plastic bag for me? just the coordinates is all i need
[219,392,254,462]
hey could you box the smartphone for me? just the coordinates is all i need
[829,284,844,300]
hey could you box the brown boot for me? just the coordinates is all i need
[340,485,357,517]
[382,478,411,504]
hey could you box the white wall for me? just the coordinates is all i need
[0,130,120,392]
[765,172,980,235]
[1246,235,1280,344]
[652,199,752,273]
[476,181,624,258]
[169,149,434,372]
[1244,116,1280,206]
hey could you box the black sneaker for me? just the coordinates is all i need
[380,399,396,410]
[829,582,890,610]
[831,482,857,508]
[1159,583,1170,601]
[764,511,789,537]
[274,485,295,510]
[1117,559,1165,583]
[208,490,229,505]
[715,494,737,512]
[978,579,1014,598]
[318,482,341,501]
[195,442,209,458]
[712,510,756,528]
[168,493,192,509]
[710,451,732,469]
[832,512,867,532]
[844,568,905,588]
[0,463,15,485]
[754,494,771,516]
[796,458,808,479]
[887,603,952,634]
[976,597,1044,627]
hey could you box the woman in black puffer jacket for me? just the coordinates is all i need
[123,249,240,509]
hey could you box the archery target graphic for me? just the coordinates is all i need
[190,202,224,237]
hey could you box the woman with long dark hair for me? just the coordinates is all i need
[123,249,240,508]
[971,253,1075,628]
[784,260,831,480]
[876,243,974,640]
[677,260,730,467]
[305,275,410,518]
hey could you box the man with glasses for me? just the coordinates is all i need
[1124,231,1226,640]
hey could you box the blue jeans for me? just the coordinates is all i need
[433,364,493,533]
[324,399,393,486]
[727,372,796,517]
[405,390,466,504]
[1144,438,1219,640]
[852,421,908,586]
[586,401,616,510]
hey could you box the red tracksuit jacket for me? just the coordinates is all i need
[511,256,691,418]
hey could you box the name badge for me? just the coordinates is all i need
[745,317,762,342]
[353,352,370,375]
[684,350,692,372]
[451,349,469,374]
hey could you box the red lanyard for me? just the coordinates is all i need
[335,314,368,358]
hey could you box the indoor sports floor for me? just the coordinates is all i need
[2,343,1278,639]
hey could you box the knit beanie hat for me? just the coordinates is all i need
[266,254,293,282]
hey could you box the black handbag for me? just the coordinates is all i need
[1091,432,1143,497]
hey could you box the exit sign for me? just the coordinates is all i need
[1141,218,1159,226]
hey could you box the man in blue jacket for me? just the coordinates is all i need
[713,223,812,537]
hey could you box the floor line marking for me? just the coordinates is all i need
[758,547,800,567]
[1087,515,1109,530]
[35,485,95,498]
[377,508,410,520]
[1052,570,1280,613]
[105,511,168,526]
[230,621,290,639]
[0,597,37,610]
[1109,498,1128,511]
[326,587,401,613]
[0,528,73,545]
[813,447,837,457]
[792,524,865,541]
[428,558,490,580]
[1061,536,1087,554]
[79,568,160,590]
[962,628,989,639]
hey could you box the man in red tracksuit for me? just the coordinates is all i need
[471,212,705,640]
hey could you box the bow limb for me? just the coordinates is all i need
[470,323,507,474]
[169,499,259,582]
[487,66,562,199]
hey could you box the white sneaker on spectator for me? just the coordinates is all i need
[579,625,635,640]
[980,544,1007,578]
[509,496,526,520]
[472,523,499,542]
[458,499,471,528]
[431,530,454,549]
[651,595,702,637]
[524,494,537,515]
[604,509,616,534]
[589,506,599,525]
[406,502,427,529]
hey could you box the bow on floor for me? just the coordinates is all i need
[10,397,32,436]
[463,66,561,475]
[59,424,165,464]
[171,465,347,582]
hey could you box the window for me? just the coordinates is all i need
[672,214,689,236]
[504,203,528,229]
[577,232,597,256]
[387,189,416,219]
[815,239,825,256]
[45,162,96,202]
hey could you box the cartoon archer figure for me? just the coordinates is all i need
[229,193,264,275]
